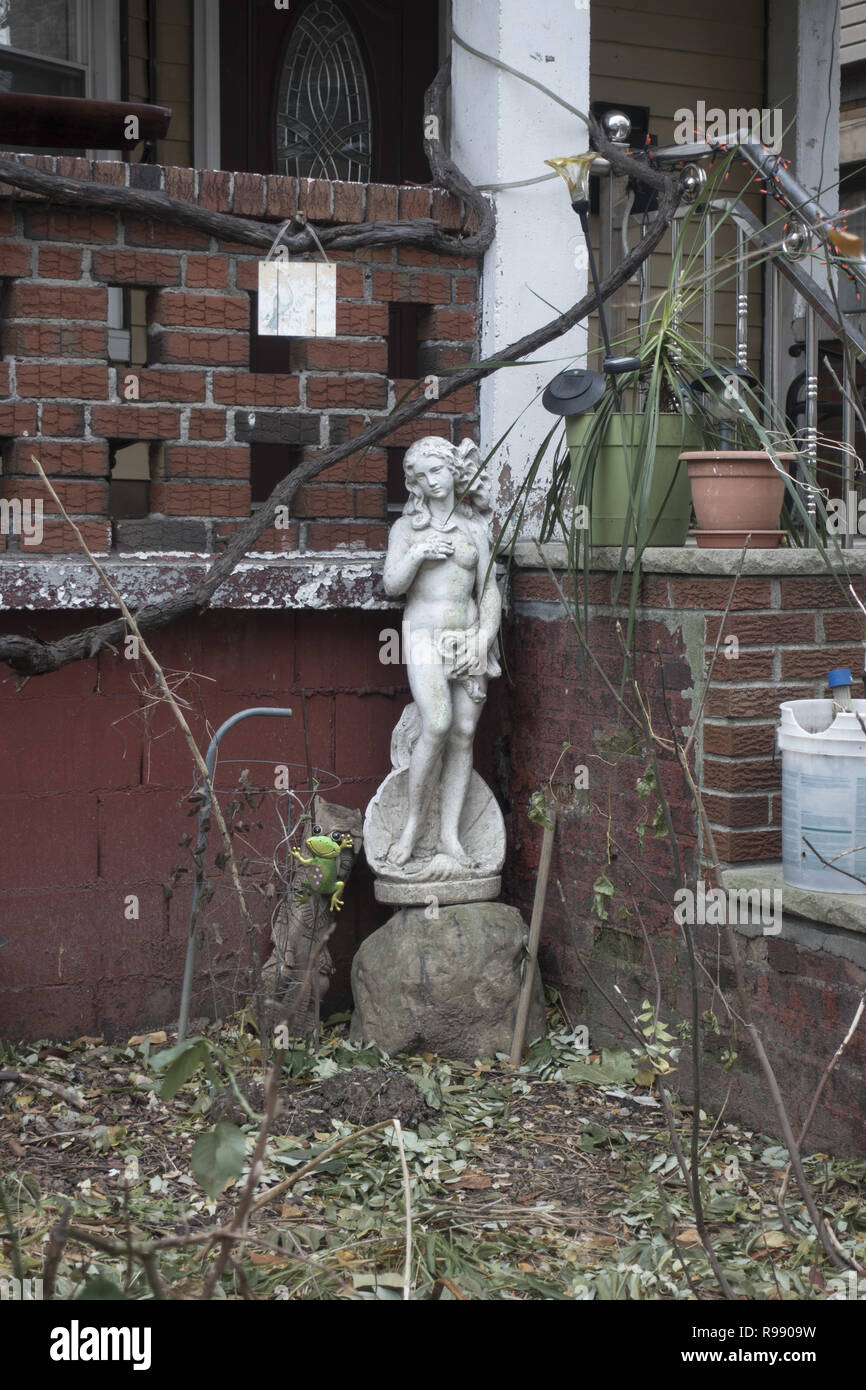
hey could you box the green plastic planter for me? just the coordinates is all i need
[565,412,701,546]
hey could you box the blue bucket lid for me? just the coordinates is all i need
[828,668,854,687]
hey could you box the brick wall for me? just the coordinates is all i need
[496,560,866,1154]
[0,154,480,556]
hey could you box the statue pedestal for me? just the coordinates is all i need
[374,874,500,906]
[350,902,546,1061]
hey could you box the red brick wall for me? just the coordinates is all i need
[498,565,866,1154]
[0,155,480,555]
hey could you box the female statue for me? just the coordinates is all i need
[381,437,502,871]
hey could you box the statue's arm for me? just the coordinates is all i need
[475,528,502,647]
[382,520,417,597]
[383,518,447,597]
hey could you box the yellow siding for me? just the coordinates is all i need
[842,0,866,66]
[125,0,193,169]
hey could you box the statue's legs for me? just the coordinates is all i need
[391,657,452,866]
[437,681,485,866]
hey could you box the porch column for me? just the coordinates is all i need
[449,0,591,523]
[767,0,841,410]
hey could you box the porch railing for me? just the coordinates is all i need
[590,130,866,547]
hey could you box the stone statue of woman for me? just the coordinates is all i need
[364,437,505,904]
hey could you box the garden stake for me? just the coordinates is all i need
[510,802,557,1064]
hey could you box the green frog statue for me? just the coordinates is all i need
[291,827,355,912]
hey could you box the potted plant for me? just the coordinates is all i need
[680,365,796,548]
[537,152,712,555]
[546,320,706,551]
[499,149,833,648]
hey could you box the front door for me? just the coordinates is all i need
[219,0,440,184]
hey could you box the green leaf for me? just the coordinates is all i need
[636,767,657,800]
[156,1041,209,1100]
[591,873,616,920]
[150,1036,206,1070]
[191,1122,247,1198]
[75,1275,127,1300]
[351,1272,405,1289]
[560,1047,637,1088]
[527,789,554,831]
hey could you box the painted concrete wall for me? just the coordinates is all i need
[0,607,411,1039]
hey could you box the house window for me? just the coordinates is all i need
[0,1,86,104]
[275,0,372,182]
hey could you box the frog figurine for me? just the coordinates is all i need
[291,828,355,912]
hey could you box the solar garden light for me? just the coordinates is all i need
[688,364,759,448]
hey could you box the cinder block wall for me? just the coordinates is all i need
[0,154,479,554]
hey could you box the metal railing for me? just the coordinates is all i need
[591,129,866,546]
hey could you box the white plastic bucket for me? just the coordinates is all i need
[778,698,866,893]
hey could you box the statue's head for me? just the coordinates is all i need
[402,437,491,529]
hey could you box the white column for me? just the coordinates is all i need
[767,0,841,411]
[450,0,591,526]
[193,0,222,171]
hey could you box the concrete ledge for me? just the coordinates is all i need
[0,554,392,611]
[723,862,866,968]
[511,540,866,575]
[723,862,866,935]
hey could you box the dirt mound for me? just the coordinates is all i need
[212,1066,432,1134]
[295,1067,431,1129]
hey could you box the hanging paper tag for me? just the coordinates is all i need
[257,261,336,337]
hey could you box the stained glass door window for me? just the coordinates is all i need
[274,0,372,183]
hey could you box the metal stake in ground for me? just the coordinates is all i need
[510,802,557,1064]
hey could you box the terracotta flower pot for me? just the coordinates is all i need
[681,451,794,536]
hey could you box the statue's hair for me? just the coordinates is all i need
[402,437,492,530]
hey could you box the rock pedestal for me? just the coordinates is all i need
[350,901,546,1060]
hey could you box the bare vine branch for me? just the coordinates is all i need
[0,173,680,679]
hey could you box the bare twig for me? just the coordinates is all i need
[801,836,866,890]
[682,542,747,756]
[540,539,853,1275]
[776,989,865,1266]
[554,881,735,1300]
[41,1202,72,1299]
[249,1120,395,1216]
[0,1069,87,1111]
[680,750,851,1271]
[510,800,557,1063]
[201,1055,284,1299]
